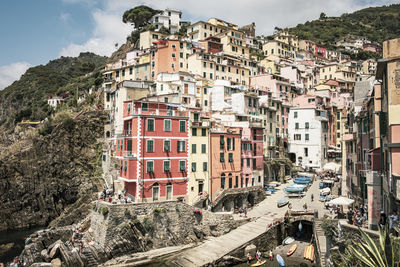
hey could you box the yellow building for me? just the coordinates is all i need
[362,59,377,75]
[187,18,239,42]
[216,30,250,58]
[188,111,211,206]
[187,53,250,85]
[259,59,280,74]
[274,30,299,50]
[139,30,167,50]
[263,40,296,60]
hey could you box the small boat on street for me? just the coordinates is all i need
[251,260,266,266]
[276,254,285,266]
[277,196,289,207]
[282,236,294,245]
[287,243,297,256]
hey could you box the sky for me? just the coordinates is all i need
[0,0,398,90]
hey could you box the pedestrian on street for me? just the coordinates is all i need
[247,252,252,264]
[269,250,273,261]
[379,211,387,229]
[244,208,247,217]
[311,194,314,202]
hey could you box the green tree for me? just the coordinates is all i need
[122,5,161,30]
[320,12,327,20]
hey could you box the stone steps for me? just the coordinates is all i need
[82,249,98,267]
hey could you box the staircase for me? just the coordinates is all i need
[314,219,327,267]
[81,247,99,267]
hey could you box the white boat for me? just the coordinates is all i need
[320,187,331,196]
[277,196,289,207]
[282,236,295,245]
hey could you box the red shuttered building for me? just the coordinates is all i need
[116,101,189,202]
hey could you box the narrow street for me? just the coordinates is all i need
[234,178,329,220]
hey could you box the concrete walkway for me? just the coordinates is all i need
[171,178,330,266]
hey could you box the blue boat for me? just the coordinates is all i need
[294,179,310,184]
[284,184,306,192]
[276,254,285,266]
[295,177,312,182]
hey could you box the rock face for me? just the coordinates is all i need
[20,201,245,266]
[0,111,106,231]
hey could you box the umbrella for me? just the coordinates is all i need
[323,162,341,172]
[328,196,354,206]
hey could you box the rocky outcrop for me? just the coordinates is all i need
[20,201,245,266]
[0,110,106,231]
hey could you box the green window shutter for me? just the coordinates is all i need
[192,144,197,153]
[180,161,186,171]
[203,162,207,171]
[192,162,196,172]
[202,144,206,153]
[380,112,387,135]
[228,153,233,162]
[232,137,235,150]
[220,152,225,162]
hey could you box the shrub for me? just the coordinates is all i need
[38,120,54,136]
[143,217,153,231]
[132,219,140,225]
[101,206,109,216]
[153,208,161,216]
[124,209,131,218]
[62,117,75,132]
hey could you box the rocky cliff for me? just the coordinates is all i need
[20,201,245,266]
[0,110,106,231]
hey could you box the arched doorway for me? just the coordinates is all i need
[166,182,172,200]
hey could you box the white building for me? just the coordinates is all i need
[151,8,182,34]
[47,96,64,108]
[210,80,245,111]
[288,108,329,169]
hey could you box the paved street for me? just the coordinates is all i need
[234,178,329,220]
[171,178,331,266]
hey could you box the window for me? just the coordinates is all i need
[228,153,233,162]
[146,161,154,173]
[147,140,154,152]
[163,161,170,172]
[337,121,340,130]
[221,174,225,189]
[253,159,256,170]
[179,120,186,132]
[177,140,186,152]
[202,129,206,136]
[295,123,299,129]
[192,128,197,136]
[304,148,308,157]
[305,122,309,129]
[220,152,225,162]
[294,134,301,140]
[142,103,148,111]
[204,100,208,106]
[192,144,197,153]
[179,160,186,171]
[194,113,199,122]
[246,158,251,167]
[294,111,298,118]
[192,162,196,172]
[203,162,207,171]
[305,134,309,141]
[164,119,171,131]
[201,144,206,153]
[220,135,225,149]
[164,140,171,152]
[147,119,155,131]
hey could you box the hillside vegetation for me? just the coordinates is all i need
[288,4,400,48]
[0,52,106,129]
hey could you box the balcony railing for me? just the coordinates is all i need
[125,108,189,118]
[124,151,138,159]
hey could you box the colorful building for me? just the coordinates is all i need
[116,101,189,202]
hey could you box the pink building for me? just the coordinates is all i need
[241,127,264,186]
[315,44,327,58]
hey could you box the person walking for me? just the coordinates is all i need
[269,250,273,261]
[311,194,314,202]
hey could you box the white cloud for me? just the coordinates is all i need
[60,12,71,22]
[0,62,31,90]
[60,6,131,57]
[59,0,399,57]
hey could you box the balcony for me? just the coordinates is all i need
[124,108,189,119]
[191,120,210,127]
[124,151,138,159]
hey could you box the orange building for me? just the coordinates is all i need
[209,127,242,200]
